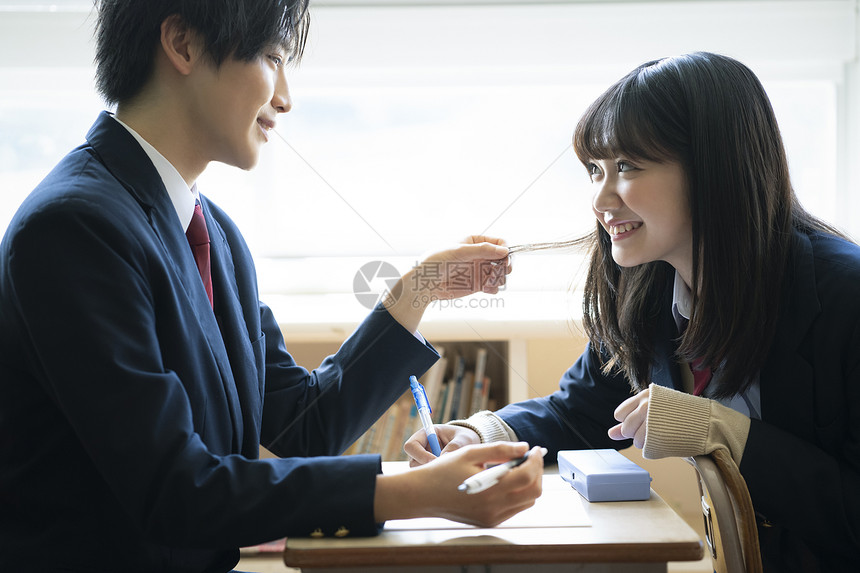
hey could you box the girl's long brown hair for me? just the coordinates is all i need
[573,52,845,398]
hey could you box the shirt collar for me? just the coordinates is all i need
[113,116,197,232]
[672,270,692,331]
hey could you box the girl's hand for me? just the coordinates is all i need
[608,388,651,449]
[404,424,481,467]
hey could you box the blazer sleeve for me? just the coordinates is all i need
[258,301,440,458]
[496,343,634,463]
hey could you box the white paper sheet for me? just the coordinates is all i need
[384,474,591,530]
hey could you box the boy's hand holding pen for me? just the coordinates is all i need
[458,447,548,494]
[376,439,544,528]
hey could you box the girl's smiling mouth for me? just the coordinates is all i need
[608,221,642,238]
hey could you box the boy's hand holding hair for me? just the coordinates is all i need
[383,236,511,334]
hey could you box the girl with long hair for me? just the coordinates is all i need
[407,52,860,572]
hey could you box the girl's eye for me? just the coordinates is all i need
[586,162,602,178]
[617,161,636,173]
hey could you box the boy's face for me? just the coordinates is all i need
[185,47,290,171]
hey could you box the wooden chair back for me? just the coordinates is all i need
[686,449,762,573]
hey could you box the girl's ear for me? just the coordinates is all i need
[159,14,203,76]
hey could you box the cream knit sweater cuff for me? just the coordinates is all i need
[643,383,751,465]
[449,410,518,443]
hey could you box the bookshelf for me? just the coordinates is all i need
[273,337,518,460]
[344,339,509,459]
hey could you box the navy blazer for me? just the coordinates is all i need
[497,230,860,572]
[0,112,439,572]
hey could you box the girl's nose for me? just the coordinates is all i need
[592,178,621,214]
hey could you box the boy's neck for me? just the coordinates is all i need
[115,98,207,187]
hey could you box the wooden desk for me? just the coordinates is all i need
[283,464,704,572]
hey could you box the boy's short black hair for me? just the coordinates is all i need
[94,0,310,105]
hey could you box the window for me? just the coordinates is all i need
[1,1,857,325]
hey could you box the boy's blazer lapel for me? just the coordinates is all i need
[86,112,246,449]
[203,199,264,457]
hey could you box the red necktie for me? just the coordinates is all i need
[691,357,712,396]
[186,202,214,308]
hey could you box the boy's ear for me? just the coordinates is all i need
[159,14,202,76]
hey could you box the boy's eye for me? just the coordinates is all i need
[269,52,296,68]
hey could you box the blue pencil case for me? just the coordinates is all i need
[558,449,652,502]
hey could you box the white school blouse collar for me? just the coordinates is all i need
[112,116,198,232]
[671,270,692,331]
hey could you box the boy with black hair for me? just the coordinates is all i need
[0,1,543,570]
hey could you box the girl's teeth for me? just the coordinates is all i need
[611,223,639,235]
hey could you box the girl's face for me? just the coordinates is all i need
[588,157,694,286]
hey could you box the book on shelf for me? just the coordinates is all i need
[386,392,422,460]
[434,381,452,425]
[479,374,492,411]
[445,355,467,422]
[455,371,474,421]
[422,348,447,420]
[354,418,378,455]
[399,404,420,454]
[468,347,488,414]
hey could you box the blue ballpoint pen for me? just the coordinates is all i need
[409,375,442,457]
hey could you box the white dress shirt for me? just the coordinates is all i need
[113,116,197,233]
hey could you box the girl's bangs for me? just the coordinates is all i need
[573,71,679,166]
